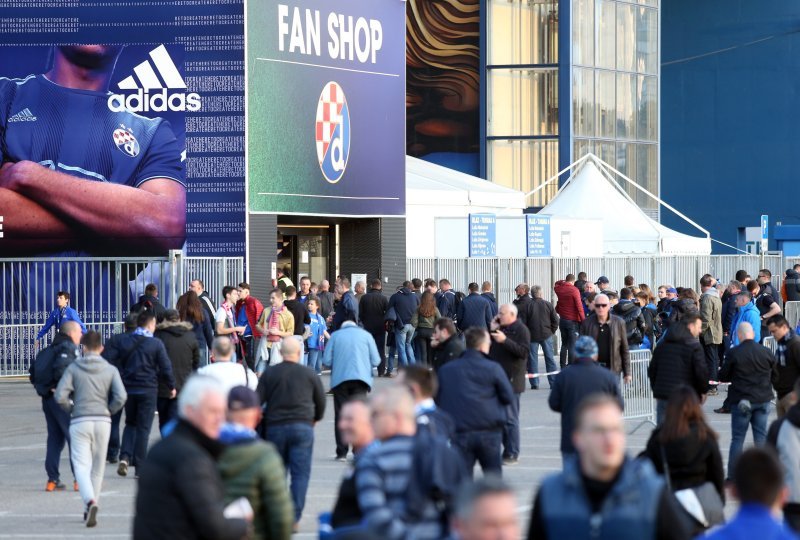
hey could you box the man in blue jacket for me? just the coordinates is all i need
[103,311,175,478]
[457,283,493,332]
[388,281,420,367]
[36,291,86,345]
[323,320,381,461]
[436,327,514,477]
[731,291,762,346]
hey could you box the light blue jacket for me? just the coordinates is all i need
[322,322,380,389]
[731,301,761,346]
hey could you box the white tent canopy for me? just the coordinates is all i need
[539,154,711,255]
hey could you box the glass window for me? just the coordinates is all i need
[488,139,559,207]
[595,70,615,138]
[572,0,594,66]
[596,141,616,164]
[574,138,594,160]
[616,3,636,72]
[490,0,559,65]
[636,143,658,208]
[637,75,657,141]
[616,72,636,139]
[637,7,658,74]
[573,67,595,137]
[488,68,558,136]
[595,0,615,69]
[615,142,637,201]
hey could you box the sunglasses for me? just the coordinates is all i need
[594,303,609,308]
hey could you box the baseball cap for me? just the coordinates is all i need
[575,336,599,359]
[666,287,678,294]
[227,386,260,411]
[595,276,609,285]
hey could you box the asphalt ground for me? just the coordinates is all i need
[0,366,758,539]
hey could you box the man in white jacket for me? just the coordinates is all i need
[55,331,127,528]
[198,337,258,395]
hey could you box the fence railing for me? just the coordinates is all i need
[621,349,656,431]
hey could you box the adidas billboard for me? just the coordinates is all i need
[107,44,201,113]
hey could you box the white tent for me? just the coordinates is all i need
[538,154,711,255]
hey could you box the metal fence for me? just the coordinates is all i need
[621,349,656,431]
[1,251,244,377]
[407,254,789,306]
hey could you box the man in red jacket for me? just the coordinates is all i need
[554,274,585,368]
[235,282,264,372]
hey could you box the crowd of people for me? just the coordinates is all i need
[26,264,800,539]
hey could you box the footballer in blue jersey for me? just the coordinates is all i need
[0,45,186,256]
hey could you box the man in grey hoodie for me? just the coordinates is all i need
[55,331,127,528]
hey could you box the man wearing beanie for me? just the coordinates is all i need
[548,336,623,460]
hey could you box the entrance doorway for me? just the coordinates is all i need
[277,225,332,285]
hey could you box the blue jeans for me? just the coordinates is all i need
[120,391,157,471]
[529,339,557,389]
[42,396,73,482]
[656,399,668,426]
[107,410,122,460]
[266,423,315,523]
[728,401,770,479]
[308,349,323,374]
[453,430,502,478]
[502,393,521,459]
[559,319,580,368]
[394,324,416,366]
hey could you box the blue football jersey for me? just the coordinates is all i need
[0,74,184,187]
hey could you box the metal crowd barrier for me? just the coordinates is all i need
[621,349,656,433]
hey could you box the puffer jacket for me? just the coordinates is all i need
[612,300,646,345]
[647,321,708,400]
[554,280,585,323]
[154,320,200,398]
[731,301,762,346]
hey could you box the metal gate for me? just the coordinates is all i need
[622,349,656,431]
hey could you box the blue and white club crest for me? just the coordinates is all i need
[315,82,350,184]
[112,124,140,158]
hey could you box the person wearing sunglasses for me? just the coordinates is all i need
[579,294,631,384]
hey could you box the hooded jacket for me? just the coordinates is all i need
[332,290,359,331]
[103,332,175,394]
[481,292,499,317]
[647,322,708,400]
[554,280,585,323]
[217,424,294,540]
[154,320,200,398]
[612,300,646,345]
[773,330,800,399]
[731,301,762,346]
[388,287,419,326]
[54,353,127,419]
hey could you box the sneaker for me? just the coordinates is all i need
[73,481,79,492]
[714,406,730,414]
[502,457,519,466]
[117,460,128,477]
[85,501,98,528]
[335,455,347,462]
[45,480,66,492]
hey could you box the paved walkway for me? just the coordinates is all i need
[0,371,758,538]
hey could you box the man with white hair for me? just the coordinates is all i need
[579,293,631,383]
[489,303,531,466]
[719,321,777,479]
[198,337,257,394]
[133,375,250,539]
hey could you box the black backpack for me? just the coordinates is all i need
[404,428,467,534]
[29,343,70,396]
[132,298,155,316]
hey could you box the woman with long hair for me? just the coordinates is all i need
[641,385,725,533]
[639,283,656,306]
[176,290,214,366]
[411,290,440,366]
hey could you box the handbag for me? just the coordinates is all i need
[660,445,725,529]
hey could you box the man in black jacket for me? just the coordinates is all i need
[130,283,167,323]
[481,281,499,317]
[283,286,310,340]
[719,322,776,480]
[457,282,493,331]
[431,318,465,372]
[647,314,708,425]
[490,303,531,466]
[359,279,389,375]
[257,337,325,526]
[133,375,249,539]
[524,286,559,390]
[437,328,515,477]
[190,278,217,324]
[388,281,419,367]
[102,313,137,463]
[612,287,646,349]
[513,283,532,322]
[548,336,622,459]
[580,294,631,383]
[767,315,800,417]
[154,309,200,431]
[104,311,175,478]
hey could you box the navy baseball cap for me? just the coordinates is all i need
[228,386,260,411]
[595,276,609,285]
[575,336,599,359]
[667,287,678,294]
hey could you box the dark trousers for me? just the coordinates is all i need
[107,410,122,460]
[368,328,387,375]
[702,340,720,388]
[42,396,73,482]
[559,319,580,368]
[241,335,256,371]
[266,423,315,523]
[453,430,502,478]
[502,393,521,459]
[332,380,370,458]
[120,391,157,470]
[156,396,178,434]
[414,327,434,367]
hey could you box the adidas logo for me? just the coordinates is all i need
[107,44,201,113]
[8,108,37,122]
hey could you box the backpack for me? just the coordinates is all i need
[29,344,66,396]
[404,428,468,534]
[452,291,465,318]
[132,298,155,316]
